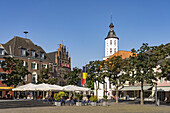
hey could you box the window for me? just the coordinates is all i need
[31,63,38,70]
[0,48,5,55]
[110,48,112,54]
[114,48,116,53]
[114,40,116,46]
[0,74,2,80]
[21,48,26,56]
[0,73,6,80]
[110,40,112,45]
[23,61,28,66]
[0,60,4,68]
[42,64,47,68]
[24,75,27,81]
[31,50,35,58]
[32,74,37,84]
[0,91,2,98]
[40,52,45,59]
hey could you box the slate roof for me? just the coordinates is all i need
[2,36,51,62]
[105,22,119,40]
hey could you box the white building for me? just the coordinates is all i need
[103,22,119,60]
[94,21,133,99]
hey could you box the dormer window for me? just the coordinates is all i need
[31,50,35,58]
[40,52,44,59]
[0,48,5,55]
[21,48,26,57]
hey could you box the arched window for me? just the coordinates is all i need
[114,40,116,46]
[110,48,112,54]
[110,40,112,45]
[114,48,116,53]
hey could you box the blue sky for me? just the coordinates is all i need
[0,0,170,68]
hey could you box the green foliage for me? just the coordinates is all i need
[102,56,128,103]
[160,58,170,81]
[37,67,57,84]
[54,93,61,101]
[89,96,97,102]
[76,94,83,101]
[86,60,102,89]
[125,43,168,104]
[86,80,94,89]
[47,78,58,84]
[58,91,65,97]
[155,43,170,81]
[64,67,81,85]
[0,57,30,87]
[54,92,65,101]
[103,95,108,101]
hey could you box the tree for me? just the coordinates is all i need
[64,67,81,85]
[128,43,162,105]
[154,43,170,81]
[86,60,102,99]
[160,58,170,80]
[37,67,57,84]
[1,57,30,87]
[104,56,128,103]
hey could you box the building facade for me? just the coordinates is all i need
[47,44,71,86]
[0,36,53,99]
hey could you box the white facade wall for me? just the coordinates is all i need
[94,77,115,99]
[105,38,118,59]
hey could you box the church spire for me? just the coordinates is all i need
[109,12,114,30]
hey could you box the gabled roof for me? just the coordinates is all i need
[3,36,51,61]
[105,50,134,61]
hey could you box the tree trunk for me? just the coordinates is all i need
[116,86,119,103]
[141,81,144,105]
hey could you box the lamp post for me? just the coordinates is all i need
[155,83,158,106]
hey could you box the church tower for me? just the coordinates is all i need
[103,15,119,60]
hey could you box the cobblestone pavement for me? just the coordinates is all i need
[0,103,170,113]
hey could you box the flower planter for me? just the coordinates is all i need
[103,101,108,106]
[54,102,61,106]
[76,102,82,106]
[91,102,97,106]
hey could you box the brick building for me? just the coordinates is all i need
[48,44,71,86]
[0,36,53,99]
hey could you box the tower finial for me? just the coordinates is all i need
[111,12,112,22]
[109,13,114,30]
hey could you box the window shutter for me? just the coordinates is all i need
[37,63,39,70]
[26,62,28,66]
[47,64,49,69]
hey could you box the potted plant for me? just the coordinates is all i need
[89,96,97,106]
[54,92,65,106]
[103,95,108,106]
[76,94,83,106]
